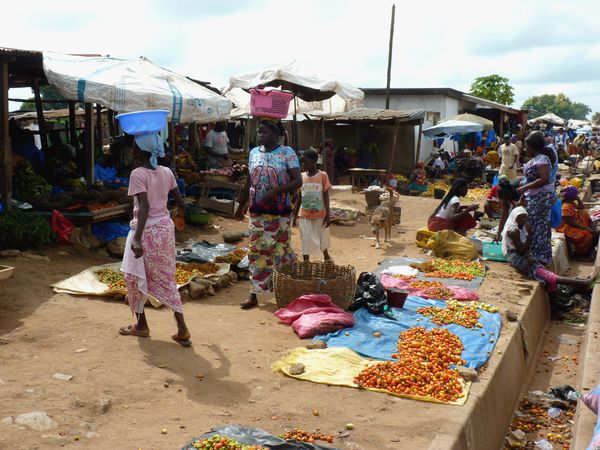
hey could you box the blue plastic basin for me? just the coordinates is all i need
[115,110,169,135]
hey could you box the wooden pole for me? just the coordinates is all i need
[84,103,94,185]
[68,101,77,147]
[385,4,396,110]
[107,109,116,138]
[32,78,48,155]
[0,61,10,211]
[388,119,399,173]
[95,104,103,147]
[187,123,197,156]
[415,121,423,164]
[292,97,299,151]
[169,121,175,152]
[321,118,327,172]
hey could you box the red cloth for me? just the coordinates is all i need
[486,185,499,201]
[274,294,355,338]
[428,214,477,232]
[379,274,479,301]
[51,210,74,244]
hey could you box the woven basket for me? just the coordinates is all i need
[274,261,356,310]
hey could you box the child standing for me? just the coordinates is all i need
[294,149,332,261]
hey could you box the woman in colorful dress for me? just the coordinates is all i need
[117,123,191,346]
[517,131,556,265]
[406,160,428,194]
[557,185,598,259]
[236,120,302,309]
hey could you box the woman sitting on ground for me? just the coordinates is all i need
[556,186,598,259]
[485,177,524,242]
[502,207,597,294]
[407,160,428,194]
[427,178,478,235]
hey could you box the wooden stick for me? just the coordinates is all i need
[415,121,423,164]
[68,101,77,148]
[32,78,48,155]
[95,104,102,147]
[84,103,94,186]
[388,119,399,173]
[169,121,175,152]
[0,61,10,211]
[321,118,327,172]
[107,109,116,137]
[385,4,396,110]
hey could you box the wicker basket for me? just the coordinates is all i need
[274,261,356,310]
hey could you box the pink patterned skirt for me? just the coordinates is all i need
[122,217,182,314]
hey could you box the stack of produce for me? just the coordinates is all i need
[416,303,481,328]
[13,161,52,199]
[421,182,449,198]
[410,258,485,281]
[215,248,247,265]
[408,280,455,300]
[354,327,466,402]
[0,209,54,250]
[96,268,126,291]
[191,435,267,450]
[282,429,334,444]
[199,164,248,180]
[176,151,200,185]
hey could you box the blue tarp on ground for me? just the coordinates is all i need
[373,257,486,290]
[315,296,501,369]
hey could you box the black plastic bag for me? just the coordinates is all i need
[180,425,339,450]
[549,384,577,402]
[348,272,395,320]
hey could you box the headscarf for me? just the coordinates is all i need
[510,134,518,143]
[502,206,528,256]
[134,133,165,169]
[561,185,579,201]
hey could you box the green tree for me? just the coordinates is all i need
[592,112,600,124]
[522,93,591,120]
[469,75,515,105]
[18,85,71,111]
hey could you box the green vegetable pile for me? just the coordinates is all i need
[0,209,54,250]
[13,161,52,199]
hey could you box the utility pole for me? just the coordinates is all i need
[385,3,395,110]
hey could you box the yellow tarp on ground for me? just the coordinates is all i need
[272,347,470,406]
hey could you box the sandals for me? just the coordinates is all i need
[171,333,192,347]
[240,298,258,309]
[119,325,150,337]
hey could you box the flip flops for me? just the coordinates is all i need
[119,325,150,337]
[171,334,192,347]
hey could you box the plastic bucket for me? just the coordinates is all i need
[387,288,408,308]
[115,110,169,135]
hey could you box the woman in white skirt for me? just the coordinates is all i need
[293,149,332,261]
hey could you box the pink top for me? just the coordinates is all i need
[128,166,177,226]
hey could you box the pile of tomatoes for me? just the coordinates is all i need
[408,280,444,290]
[191,435,267,450]
[175,262,219,284]
[411,258,485,281]
[416,304,481,328]
[282,429,333,444]
[354,327,466,402]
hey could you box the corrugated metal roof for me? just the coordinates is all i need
[311,107,425,122]
[0,47,42,57]
[362,87,522,115]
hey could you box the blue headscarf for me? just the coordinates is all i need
[134,133,165,169]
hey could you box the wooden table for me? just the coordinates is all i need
[347,168,387,192]
[195,178,245,217]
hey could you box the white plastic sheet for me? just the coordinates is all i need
[43,52,232,124]
[226,62,364,104]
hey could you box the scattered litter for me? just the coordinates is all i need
[557,335,578,345]
[15,412,57,432]
[548,356,560,362]
[534,438,552,450]
[547,407,562,419]
[52,373,73,381]
[75,348,87,353]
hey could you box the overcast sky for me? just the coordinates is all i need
[3,0,600,114]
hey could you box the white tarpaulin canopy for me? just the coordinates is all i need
[43,52,233,124]
[422,120,484,139]
[528,113,565,126]
[567,119,591,129]
[441,113,494,131]
[226,62,364,105]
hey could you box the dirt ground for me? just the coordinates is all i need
[0,190,591,450]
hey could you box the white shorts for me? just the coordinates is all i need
[299,217,330,256]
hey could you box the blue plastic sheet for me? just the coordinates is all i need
[91,221,130,243]
[315,296,501,369]
[94,164,117,182]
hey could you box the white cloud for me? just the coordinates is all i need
[3,0,600,114]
